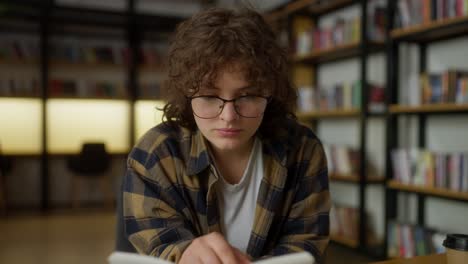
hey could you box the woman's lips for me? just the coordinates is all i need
[216,128,242,137]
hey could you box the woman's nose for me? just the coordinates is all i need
[219,101,239,121]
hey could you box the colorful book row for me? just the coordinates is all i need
[297,81,385,113]
[391,148,468,192]
[387,222,446,258]
[396,0,468,28]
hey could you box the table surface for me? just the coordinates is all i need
[370,254,446,264]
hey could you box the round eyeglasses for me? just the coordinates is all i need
[190,95,270,119]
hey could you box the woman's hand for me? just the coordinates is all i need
[179,232,251,264]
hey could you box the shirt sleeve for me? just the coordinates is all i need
[266,138,331,263]
[123,149,195,263]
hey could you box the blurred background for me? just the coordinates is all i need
[1,0,468,264]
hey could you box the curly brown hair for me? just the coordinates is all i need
[162,7,297,139]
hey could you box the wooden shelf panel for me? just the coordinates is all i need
[391,16,468,42]
[389,104,468,114]
[0,59,39,66]
[48,152,128,157]
[49,5,181,31]
[1,153,42,158]
[372,254,446,264]
[330,234,359,248]
[292,41,385,64]
[50,61,125,69]
[47,95,129,100]
[284,0,316,15]
[387,180,468,201]
[297,108,360,119]
[330,173,385,183]
[136,96,163,101]
[0,95,41,99]
[265,0,356,22]
[264,10,286,23]
[309,0,356,15]
[50,61,165,72]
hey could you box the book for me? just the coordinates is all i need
[108,251,315,264]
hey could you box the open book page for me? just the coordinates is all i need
[253,252,315,264]
[108,251,315,264]
[108,252,173,264]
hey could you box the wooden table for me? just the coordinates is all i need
[370,254,446,264]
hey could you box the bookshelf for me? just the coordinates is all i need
[308,0,356,15]
[0,0,181,211]
[284,0,316,15]
[385,0,468,259]
[46,95,129,100]
[330,173,384,184]
[0,59,39,66]
[293,41,385,64]
[389,104,468,114]
[49,61,123,70]
[391,15,468,42]
[296,108,360,119]
[387,180,468,202]
[272,0,388,257]
[266,0,357,21]
[0,31,41,97]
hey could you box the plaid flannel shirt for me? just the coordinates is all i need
[123,118,330,263]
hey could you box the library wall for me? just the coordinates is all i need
[0,9,171,206]
[315,4,387,240]
[396,36,468,234]
[309,1,468,244]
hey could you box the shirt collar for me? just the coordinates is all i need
[185,125,291,176]
[186,129,213,176]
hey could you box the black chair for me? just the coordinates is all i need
[67,143,112,208]
[0,152,13,215]
[115,175,136,252]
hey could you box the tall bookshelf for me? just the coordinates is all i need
[0,0,183,211]
[267,0,387,257]
[384,0,468,259]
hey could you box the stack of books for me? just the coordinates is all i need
[330,205,360,242]
[323,144,361,177]
[0,34,39,62]
[50,38,127,65]
[140,43,166,68]
[391,148,468,192]
[0,78,40,97]
[293,2,386,56]
[387,222,446,258]
[420,70,468,104]
[138,82,161,99]
[296,81,385,113]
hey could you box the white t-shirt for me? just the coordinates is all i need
[215,138,263,253]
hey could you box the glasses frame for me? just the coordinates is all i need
[189,95,271,119]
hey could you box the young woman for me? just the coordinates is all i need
[123,7,330,264]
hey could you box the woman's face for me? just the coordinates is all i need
[192,66,265,156]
